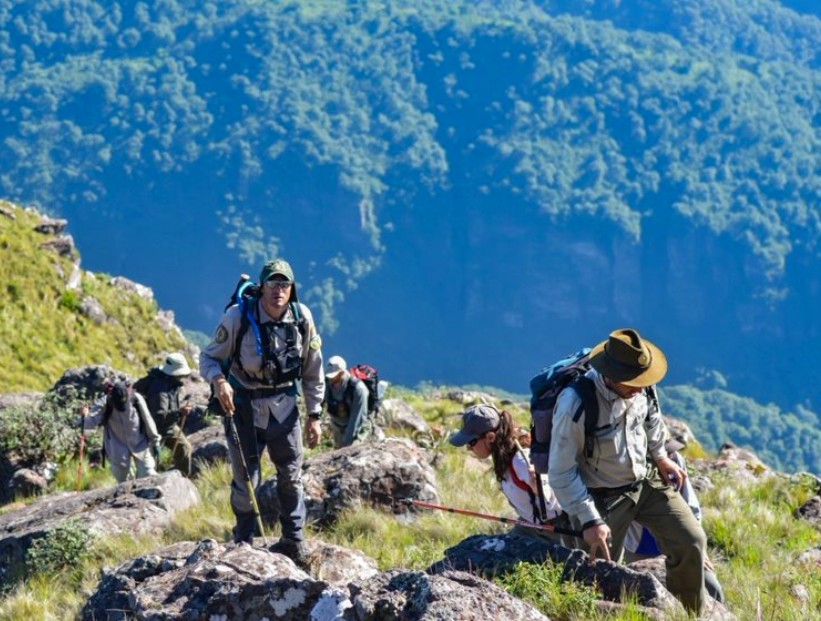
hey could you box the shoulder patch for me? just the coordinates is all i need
[215,325,229,344]
[309,334,322,350]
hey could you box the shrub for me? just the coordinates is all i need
[26,520,95,577]
[0,391,88,466]
[58,290,81,312]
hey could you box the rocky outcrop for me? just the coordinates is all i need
[49,364,131,404]
[377,398,430,436]
[34,216,68,235]
[110,275,154,301]
[796,496,821,528]
[353,568,549,620]
[188,424,228,476]
[430,532,681,616]
[81,539,546,621]
[40,235,76,259]
[258,438,439,527]
[79,295,109,325]
[0,471,199,584]
[628,557,736,620]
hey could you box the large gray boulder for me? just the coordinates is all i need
[0,471,199,583]
[628,557,736,620]
[352,568,549,620]
[188,424,229,476]
[795,496,821,528]
[258,438,439,527]
[377,398,430,435]
[49,364,131,404]
[81,539,546,621]
[431,532,681,616]
[82,539,328,621]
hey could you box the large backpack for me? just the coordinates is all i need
[349,364,381,414]
[528,348,599,474]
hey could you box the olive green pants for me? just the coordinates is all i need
[161,425,192,477]
[591,478,707,615]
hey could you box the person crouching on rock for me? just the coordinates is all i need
[80,380,161,483]
[449,403,571,546]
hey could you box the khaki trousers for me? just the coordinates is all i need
[591,478,707,615]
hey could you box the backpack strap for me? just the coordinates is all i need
[508,462,533,495]
[509,456,546,523]
[343,375,360,405]
[570,376,600,459]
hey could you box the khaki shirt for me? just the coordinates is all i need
[548,369,667,526]
[199,300,325,419]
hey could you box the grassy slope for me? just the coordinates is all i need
[1,389,820,620]
[0,200,189,392]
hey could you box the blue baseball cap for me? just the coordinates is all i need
[449,404,501,447]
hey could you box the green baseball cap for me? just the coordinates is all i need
[259,259,294,283]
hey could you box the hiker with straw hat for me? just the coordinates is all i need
[549,328,708,615]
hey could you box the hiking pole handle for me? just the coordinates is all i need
[227,415,268,545]
[405,499,582,539]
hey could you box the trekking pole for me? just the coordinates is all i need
[76,407,86,491]
[226,414,268,545]
[403,499,582,539]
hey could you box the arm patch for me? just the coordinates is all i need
[309,334,322,350]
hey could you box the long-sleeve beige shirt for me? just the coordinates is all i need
[548,369,668,526]
[199,300,325,416]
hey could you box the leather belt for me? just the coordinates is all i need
[234,381,295,399]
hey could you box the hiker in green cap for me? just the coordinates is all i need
[549,328,708,615]
[199,258,325,565]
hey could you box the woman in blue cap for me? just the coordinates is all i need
[449,403,569,544]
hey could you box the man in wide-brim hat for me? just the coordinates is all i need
[548,328,708,615]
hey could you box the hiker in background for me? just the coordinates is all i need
[137,352,194,477]
[80,380,161,483]
[549,328,708,615]
[449,403,571,546]
[323,355,373,448]
[199,258,324,564]
[625,438,725,603]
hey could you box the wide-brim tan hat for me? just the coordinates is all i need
[588,328,667,387]
[160,352,192,377]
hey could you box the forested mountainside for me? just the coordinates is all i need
[1,1,819,428]
[3,187,821,475]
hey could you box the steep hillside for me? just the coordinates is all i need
[0,200,191,392]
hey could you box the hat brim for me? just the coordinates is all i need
[449,429,478,448]
[161,364,192,377]
[588,338,668,387]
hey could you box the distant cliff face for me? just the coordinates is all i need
[2,1,820,411]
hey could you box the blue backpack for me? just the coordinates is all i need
[528,348,599,474]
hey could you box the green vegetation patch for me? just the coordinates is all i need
[0,201,189,392]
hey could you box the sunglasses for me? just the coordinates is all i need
[264,279,292,290]
[467,434,485,448]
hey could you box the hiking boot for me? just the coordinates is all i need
[269,537,308,566]
[232,512,257,544]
